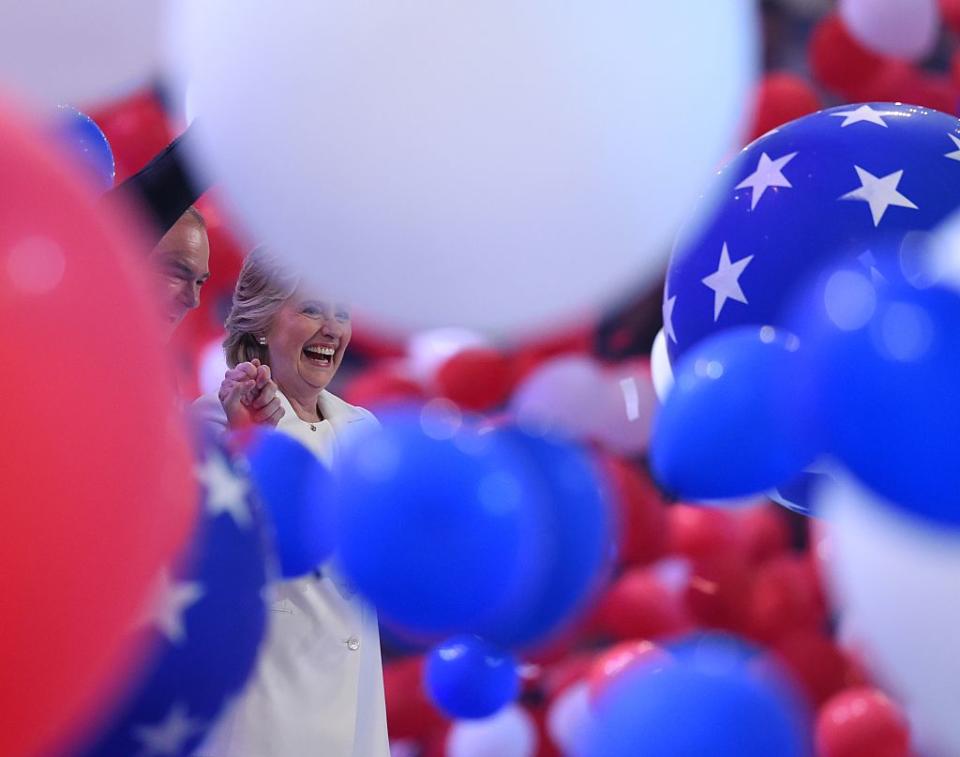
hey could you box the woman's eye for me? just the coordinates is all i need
[301,306,322,317]
[336,312,351,322]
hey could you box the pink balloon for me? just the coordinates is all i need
[839,0,940,60]
[591,360,657,455]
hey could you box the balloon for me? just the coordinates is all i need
[53,105,116,192]
[838,0,940,61]
[665,102,960,367]
[436,348,515,412]
[744,555,827,644]
[446,705,538,757]
[809,15,891,98]
[168,0,758,336]
[0,99,195,757]
[383,657,448,743]
[331,409,545,634]
[245,430,335,578]
[590,360,657,456]
[602,458,669,568]
[650,328,674,402]
[581,635,811,757]
[794,266,960,522]
[591,568,692,642]
[651,326,816,500]
[815,687,911,757]
[587,641,669,705]
[819,474,960,754]
[545,681,594,756]
[425,635,520,719]
[79,435,267,756]
[406,328,493,386]
[510,355,606,441]
[748,72,822,143]
[0,1,163,109]
[89,89,174,182]
[342,365,426,411]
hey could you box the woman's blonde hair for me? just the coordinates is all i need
[223,246,299,368]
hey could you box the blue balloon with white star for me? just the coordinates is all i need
[664,103,960,366]
[54,105,116,193]
[80,433,268,757]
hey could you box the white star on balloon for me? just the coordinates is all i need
[195,453,251,527]
[829,104,897,128]
[138,568,205,644]
[701,243,754,321]
[735,151,798,210]
[662,294,678,344]
[839,166,918,226]
[946,133,960,162]
[133,702,205,757]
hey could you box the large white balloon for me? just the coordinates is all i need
[167,1,758,336]
[447,705,537,757]
[0,0,163,110]
[838,0,940,61]
[819,474,960,756]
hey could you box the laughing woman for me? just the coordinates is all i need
[194,247,389,757]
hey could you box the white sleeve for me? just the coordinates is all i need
[190,394,230,435]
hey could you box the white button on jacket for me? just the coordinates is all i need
[194,390,390,757]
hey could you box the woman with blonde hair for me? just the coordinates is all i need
[195,246,389,756]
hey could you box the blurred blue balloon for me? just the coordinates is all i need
[331,408,546,635]
[582,634,810,757]
[479,428,613,649]
[650,325,817,501]
[54,105,116,192]
[665,103,960,368]
[246,430,335,578]
[792,261,960,525]
[81,434,267,757]
[425,635,520,720]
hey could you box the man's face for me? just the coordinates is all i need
[149,213,211,339]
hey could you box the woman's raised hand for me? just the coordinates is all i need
[219,359,286,428]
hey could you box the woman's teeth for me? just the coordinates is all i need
[303,345,335,364]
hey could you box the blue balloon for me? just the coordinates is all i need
[331,408,546,635]
[54,105,116,192]
[792,262,960,525]
[479,428,614,649]
[425,635,520,719]
[650,325,817,501]
[81,433,267,757]
[665,103,960,368]
[246,430,335,578]
[582,635,810,757]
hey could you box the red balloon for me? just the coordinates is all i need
[667,504,742,561]
[0,101,195,756]
[592,567,691,641]
[942,0,960,36]
[683,551,753,634]
[809,14,890,98]
[436,347,515,412]
[748,72,822,142]
[772,631,866,708]
[603,458,669,567]
[736,504,791,565]
[89,89,175,182]
[743,554,827,644]
[342,366,426,409]
[587,640,669,704]
[383,657,447,742]
[815,688,911,757]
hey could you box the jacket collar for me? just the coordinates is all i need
[276,389,367,435]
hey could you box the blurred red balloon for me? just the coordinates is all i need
[743,554,828,644]
[592,568,691,641]
[944,0,960,34]
[436,347,515,412]
[809,14,890,98]
[587,640,668,705]
[852,62,959,113]
[603,458,668,567]
[683,551,753,634]
[736,504,791,565]
[667,504,742,561]
[0,100,196,756]
[383,657,447,742]
[343,365,426,409]
[773,631,868,708]
[815,687,911,757]
[748,72,822,142]
[89,89,175,182]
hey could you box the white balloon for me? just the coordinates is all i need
[0,0,163,110]
[591,361,657,455]
[819,474,960,756]
[546,681,594,756]
[510,355,605,441]
[650,328,675,403]
[167,1,758,336]
[838,0,940,61]
[447,705,537,757]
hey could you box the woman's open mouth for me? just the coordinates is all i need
[303,344,335,367]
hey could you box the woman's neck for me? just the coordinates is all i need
[281,386,323,423]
